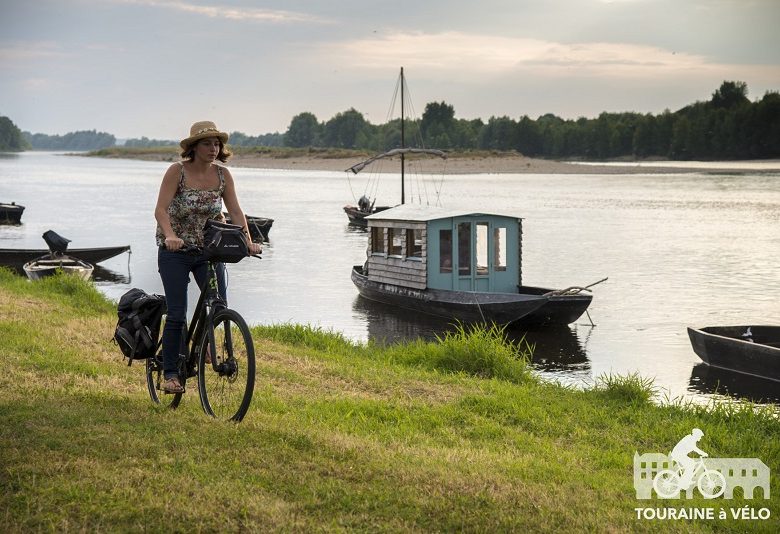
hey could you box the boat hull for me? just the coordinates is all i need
[0,203,25,224]
[687,326,780,382]
[0,245,130,271]
[352,266,548,325]
[515,285,593,326]
[344,205,391,227]
[224,213,273,241]
[23,255,94,281]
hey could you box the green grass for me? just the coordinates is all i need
[0,268,778,532]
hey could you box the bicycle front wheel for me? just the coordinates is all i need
[697,469,726,498]
[198,308,256,421]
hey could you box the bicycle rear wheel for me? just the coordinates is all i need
[198,308,255,421]
[146,352,183,409]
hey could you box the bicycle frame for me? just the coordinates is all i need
[181,261,228,376]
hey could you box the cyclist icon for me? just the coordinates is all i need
[672,428,708,486]
[653,428,726,498]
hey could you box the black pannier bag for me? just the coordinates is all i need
[203,219,249,263]
[114,288,166,365]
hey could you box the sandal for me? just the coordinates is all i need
[162,377,184,394]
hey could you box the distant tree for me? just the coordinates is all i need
[710,81,749,109]
[0,116,29,151]
[284,112,322,147]
[421,101,456,148]
[322,108,369,148]
[515,115,541,156]
[229,131,284,147]
[478,116,518,150]
[124,136,176,148]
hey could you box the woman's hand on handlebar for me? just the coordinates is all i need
[164,236,185,251]
[248,241,262,255]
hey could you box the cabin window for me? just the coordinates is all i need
[388,227,403,256]
[371,227,385,254]
[476,222,488,275]
[407,229,422,258]
[458,222,471,276]
[439,229,452,273]
[493,227,507,271]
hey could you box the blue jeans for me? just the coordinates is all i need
[158,247,226,379]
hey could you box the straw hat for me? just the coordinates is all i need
[180,121,229,149]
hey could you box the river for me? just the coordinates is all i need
[1,151,778,405]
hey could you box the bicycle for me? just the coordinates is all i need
[146,247,257,422]
[653,456,726,499]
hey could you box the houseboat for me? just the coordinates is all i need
[351,205,594,327]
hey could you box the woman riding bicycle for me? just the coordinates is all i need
[154,121,262,394]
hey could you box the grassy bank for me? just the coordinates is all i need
[0,269,777,532]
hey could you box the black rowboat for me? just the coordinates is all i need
[343,203,391,228]
[0,245,131,271]
[0,202,25,224]
[687,325,780,382]
[224,213,273,241]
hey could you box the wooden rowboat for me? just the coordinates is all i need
[687,325,780,382]
[23,254,94,281]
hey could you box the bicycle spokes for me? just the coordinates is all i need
[198,309,255,421]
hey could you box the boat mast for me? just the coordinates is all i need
[400,67,405,205]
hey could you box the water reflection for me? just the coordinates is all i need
[514,326,590,372]
[688,363,780,405]
[93,265,131,285]
[352,296,592,381]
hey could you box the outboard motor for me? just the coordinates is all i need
[42,230,71,255]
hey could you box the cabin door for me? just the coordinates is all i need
[454,220,491,292]
[453,218,516,292]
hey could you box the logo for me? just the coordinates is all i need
[634,428,770,500]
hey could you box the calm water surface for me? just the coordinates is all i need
[2,152,778,405]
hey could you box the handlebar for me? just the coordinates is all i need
[170,244,261,260]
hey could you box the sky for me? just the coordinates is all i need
[2,0,779,140]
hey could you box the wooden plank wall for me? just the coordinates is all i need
[368,223,428,289]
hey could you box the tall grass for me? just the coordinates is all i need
[382,323,535,383]
[593,371,658,406]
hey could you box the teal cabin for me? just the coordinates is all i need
[364,205,523,293]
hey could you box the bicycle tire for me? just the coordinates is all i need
[197,308,256,421]
[653,469,681,498]
[697,469,726,498]
[146,352,183,409]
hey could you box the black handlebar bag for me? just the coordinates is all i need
[203,219,249,263]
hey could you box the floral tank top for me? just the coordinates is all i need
[156,163,226,247]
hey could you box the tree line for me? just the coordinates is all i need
[279,81,779,160]
[4,80,778,159]
[22,129,116,151]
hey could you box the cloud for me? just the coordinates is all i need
[117,0,331,24]
[315,31,776,80]
[0,41,69,63]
